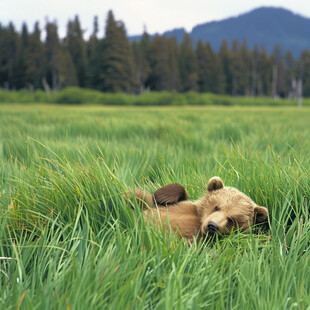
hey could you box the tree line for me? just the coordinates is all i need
[1,10,310,97]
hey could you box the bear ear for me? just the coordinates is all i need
[207,177,224,192]
[254,206,268,223]
[153,184,188,206]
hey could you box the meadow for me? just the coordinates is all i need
[0,104,309,309]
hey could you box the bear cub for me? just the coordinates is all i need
[129,177,268,243]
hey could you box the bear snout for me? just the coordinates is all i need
[205,221,219,234]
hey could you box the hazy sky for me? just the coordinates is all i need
[1,0,310,37]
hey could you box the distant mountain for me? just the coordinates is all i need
[130,7,310,57]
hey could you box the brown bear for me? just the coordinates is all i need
[126,176,268,243]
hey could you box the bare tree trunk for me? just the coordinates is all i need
[297,78,303,108]
[250,64,256,97]
[42,77,50,93]
[271,65,278,99]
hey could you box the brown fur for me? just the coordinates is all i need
[125,177,268,243]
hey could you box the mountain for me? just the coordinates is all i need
[130,7,310,57]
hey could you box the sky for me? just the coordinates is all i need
[1,0,310,38]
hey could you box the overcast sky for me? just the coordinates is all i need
[1,0,310,37]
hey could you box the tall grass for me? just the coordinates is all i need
[0,105,309,309]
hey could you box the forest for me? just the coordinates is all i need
[1,10,310,97]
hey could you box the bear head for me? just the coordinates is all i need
[196,177,268,236]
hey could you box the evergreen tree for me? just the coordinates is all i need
[64,16,87,87]
[250,44,260,96]
[179,34,198,92]
[299,50,310,97]
[14,23,29,89]
[146,36,170,91]
[132,31,151,93]
[58,48,78,87]
[25,22,46,89]
[86,16,102,89]
[100,10,134,92]
[257,48,272,96]
[167,37,180,91]
[146,36,180,91]
[196,40,209,92]
[196,41,223,93]
[239,39,252,95]
[271,44,286,97]
[45,21,77,90]
[0,23,19,89]
[284,51,297,98]
[219,39,232,95]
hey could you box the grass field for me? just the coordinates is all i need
[0,104,310,309]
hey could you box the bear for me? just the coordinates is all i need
[125,176,268,243]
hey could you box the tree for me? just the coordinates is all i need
[298,50,310,97]
[132,31,151,93]
[86,16,102,89]
[257,48,272,96]
[146,36,180,91]
[196,40,224,93]
[25,22,46,89]
[239,39,252,96]
[284,51,297,98]
[167,37,180,91]
[271,44,286,98]
[13,23,29,89]
[250,44,260,96]
[64,16,87,87]
[100,10,134,92]
[44,21,77,90]
[179,33,198,92]
[219,39,232,95]
[0,23,19,89]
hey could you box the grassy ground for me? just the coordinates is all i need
[0,105,309,309]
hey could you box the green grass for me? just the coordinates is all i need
[0,104,309,309]
[1,87,310,106]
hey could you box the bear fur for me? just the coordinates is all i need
[126,176,268,243]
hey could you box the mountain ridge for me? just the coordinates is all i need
[130,7,310,57]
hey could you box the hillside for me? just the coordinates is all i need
[131,7,310,57]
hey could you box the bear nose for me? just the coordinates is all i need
[207,221,219,233]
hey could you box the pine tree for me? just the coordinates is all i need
[284,51,297,98]
[257,48,272,96]
[45,21,77,90]
[64,16,87,87]
[14,23,29,89]
[146,36,170,91]
[100,10,134,92]
[58,48,78,87]
[25,22,46,89]
[86,16,101,89]
[196,40,220,93]
[239,39,252,96]
[132,31,151,93]
[250,44,260,96]
[179,33,198,92]
[298,50,310,97]
[219,39,232,95]
[0,23,19,89]
[146,36,180,91]
[167,37,180,91]
[271,45,286,97]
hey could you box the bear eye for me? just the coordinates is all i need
[227,217,234,225]
[213,206,220,212]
